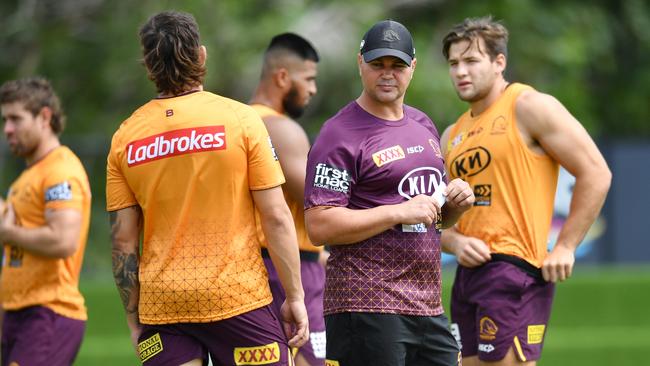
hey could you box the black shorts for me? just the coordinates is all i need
[325,312,460,366]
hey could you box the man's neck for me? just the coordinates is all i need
[469,78,509,117]
[249,85,283,115]
[26,136,60,167]
[356,92,404,121]
[158,84,203,98]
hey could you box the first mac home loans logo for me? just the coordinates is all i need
[313,163,350,193]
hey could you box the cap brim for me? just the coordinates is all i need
[362,48,412,65]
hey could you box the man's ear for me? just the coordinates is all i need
[410,58,417,78]
[38,106,53,131]
[273,68,290,89]
[495,53,506,75]
[199,45,207,66]
[357,53,363,76]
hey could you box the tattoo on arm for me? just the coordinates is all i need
[109,209,141,315]
[112,251,139,314]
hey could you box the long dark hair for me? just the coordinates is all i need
[139,11,206,95]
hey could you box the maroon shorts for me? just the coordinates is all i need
[137,305,291,365]
[450,261,555,362]
[264,252,326,365]
[1,306,85,366]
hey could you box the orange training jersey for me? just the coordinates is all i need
[445,83,559,267]
[250,104,321,253]
[1,146,91,320]
[106,91,285,324]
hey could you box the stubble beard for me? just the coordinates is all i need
[7,130,40,158]
[458,83,489,103]
[9,141,36,158]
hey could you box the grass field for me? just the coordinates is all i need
[75,265,650,365]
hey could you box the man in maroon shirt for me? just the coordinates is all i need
[304,20,474,366]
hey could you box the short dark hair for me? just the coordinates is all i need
[442,15,509,61]
[0,77,66,135]
[139,11,206,95]
[267,33,319,62]
[261,33,319,77]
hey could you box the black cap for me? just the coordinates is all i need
[359,20,415,65]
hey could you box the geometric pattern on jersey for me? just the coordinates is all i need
[305,101,447,316]
[138,222,271,324]
[106,91,284,324]
[324,229,443,316]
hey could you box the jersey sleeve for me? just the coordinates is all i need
[241,106,286,190]
[304,124,356,209]
[106,134,138,211]
[42,161,88,211]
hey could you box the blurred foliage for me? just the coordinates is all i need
[0,0,649,274]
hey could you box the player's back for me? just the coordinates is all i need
[106,91,285,324]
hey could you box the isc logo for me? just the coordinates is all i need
[478,343,495,353]
[450,146,491,179]
[406,145,424,154]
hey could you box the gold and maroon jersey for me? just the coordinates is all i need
[250,103,322,254]
[2,146,91,320]
[106,91,285,324]
[445,83,559,267]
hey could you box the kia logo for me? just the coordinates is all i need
[398,167,444,199]
[450,147,491,178]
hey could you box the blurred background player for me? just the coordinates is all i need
[440,16,612,365]
[0,77,91,366]
[106,11,308,366]
[304,20,474,366]
[249,32,327,366]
